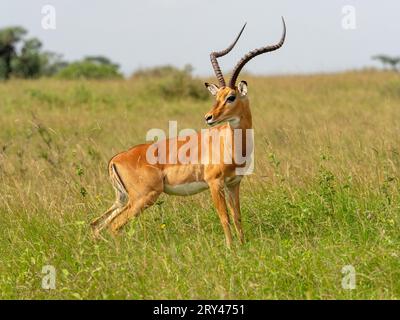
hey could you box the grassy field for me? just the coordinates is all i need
[0,71,399,299]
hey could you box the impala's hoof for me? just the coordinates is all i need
[90,222,101,240]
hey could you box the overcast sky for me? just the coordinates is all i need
[1,0,399,76]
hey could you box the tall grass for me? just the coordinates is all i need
[0,71,399,299]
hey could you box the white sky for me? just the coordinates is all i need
[1,0,399,76]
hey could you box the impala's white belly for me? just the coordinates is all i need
[163,176,243,196]
[164,181,209,196]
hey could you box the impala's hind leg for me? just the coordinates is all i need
[108,190,161,235]
[90,163,128,238]
[90,203,118,238]
[91,203,128,239]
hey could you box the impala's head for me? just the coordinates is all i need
[204,17,286,127]
[204,81,248,126]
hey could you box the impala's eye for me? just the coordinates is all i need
[226,95,236,103]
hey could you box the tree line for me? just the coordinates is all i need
[0,26,122,80]
[1,26,399,80]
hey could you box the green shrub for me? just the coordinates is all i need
[132,65,208,101]
[132,65,192,79]
[57,61,122,80]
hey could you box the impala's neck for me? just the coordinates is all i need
[241,99,252,129]
[231,99,252,130]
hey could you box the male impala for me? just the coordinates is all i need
[91,18,286,247]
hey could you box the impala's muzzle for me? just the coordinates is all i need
[205,114,214,125]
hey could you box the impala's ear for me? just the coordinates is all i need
[238,80,248,96]
[204,82,219,96]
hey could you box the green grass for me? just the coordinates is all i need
[0,71,399,299]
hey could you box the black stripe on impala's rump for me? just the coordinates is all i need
[112,163,127,194]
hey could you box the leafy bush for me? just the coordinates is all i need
[132,65,208,100]
[132,65,193,79]
[57,61,122,80]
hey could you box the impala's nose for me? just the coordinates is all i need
[205,114,213,124]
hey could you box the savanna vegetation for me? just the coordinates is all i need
[0,70,399,299]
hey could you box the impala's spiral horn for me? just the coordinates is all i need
[229,17,286,89]
[210,23,246,88]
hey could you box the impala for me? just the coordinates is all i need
[91,18,286,247]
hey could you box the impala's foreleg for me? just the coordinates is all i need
[208,179,233,248]
[226,183,244,244]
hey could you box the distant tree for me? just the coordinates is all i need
[0,26,27,79]
[372,55,400,72]
[11,38,43,78]
[0,26,68,79]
